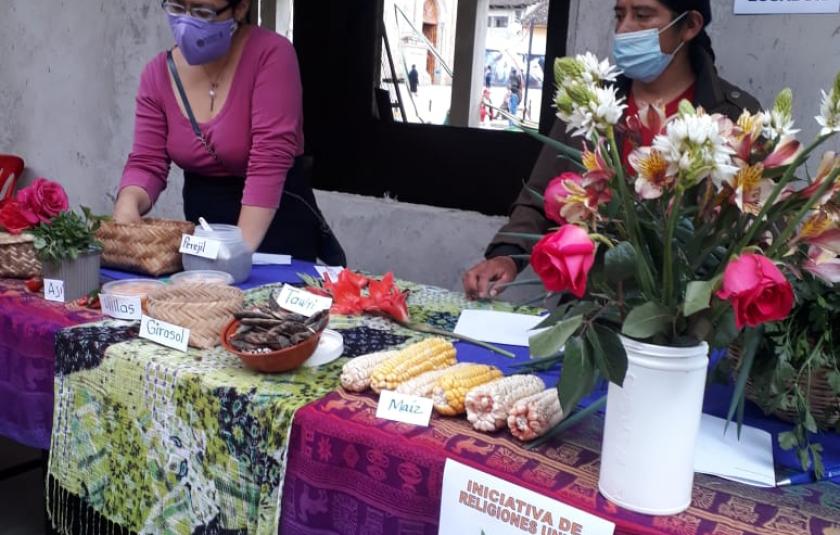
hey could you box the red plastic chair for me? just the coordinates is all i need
[0,155,25,203]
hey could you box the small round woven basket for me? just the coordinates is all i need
[0,232,41,278]
[98,218,195,276]
[729,347,839,428]
[146,283,244,349]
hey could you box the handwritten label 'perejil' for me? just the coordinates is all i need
[179,234,221,260]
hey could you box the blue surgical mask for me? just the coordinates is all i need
[612,12,688,83]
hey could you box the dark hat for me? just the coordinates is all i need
[658,0,712,26]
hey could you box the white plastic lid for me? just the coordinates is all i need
[302,330,344,368]
[169,270,235,285]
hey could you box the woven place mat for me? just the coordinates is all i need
[0,231,41,278]
[145,283,244,349]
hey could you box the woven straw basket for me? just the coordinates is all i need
[730,347,839,428]
[0,232,41,278]
[98,218,195,276]
[146,283,244,349]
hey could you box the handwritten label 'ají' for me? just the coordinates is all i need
[44,279,65,303]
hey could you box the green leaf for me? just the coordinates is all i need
[524,183,545,203]
[587,324,628,386]
[811,444,825,479]
[556,336,595,412]
[533,302,572,329]
[684,278,718,317]
[827,371,840,395]
[797,447,811,472]
[712,308,739,348]
[726,327,762,435]
[529,315,583,358]
[804,411,819,434]
[778,431,798,450]
[520,126,583,161]
[604,242,637,282]
[621,302,671,339]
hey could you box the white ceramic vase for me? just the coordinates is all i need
[598,336,708,515]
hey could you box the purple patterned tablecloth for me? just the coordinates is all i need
[0,279,101,449]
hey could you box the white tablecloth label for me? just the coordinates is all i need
[140,315,189,352]
[179,234,221,260]
[375,391,433,427]
[439,459,615,535]
[44,279,65,303]
[101,294,143,320]
[274,284,332,318]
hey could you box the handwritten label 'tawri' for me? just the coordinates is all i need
[179,234,221,260]
[274,284,332,318]
[376,390,433,427]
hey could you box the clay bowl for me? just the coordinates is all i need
[221,319,323,373]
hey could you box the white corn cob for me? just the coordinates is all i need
[465,375,545,432]
[395,363,470,397]
[340,350,399,392]
[507,389,565,442]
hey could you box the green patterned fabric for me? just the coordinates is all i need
[48,281,532,534]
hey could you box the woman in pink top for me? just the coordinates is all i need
[113,0,343,263]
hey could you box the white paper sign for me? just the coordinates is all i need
[734,0,839,14]
[179,234,221,260]
[376,390,434,426]
[440,459,615,535]
[274,284,332,318]
[101,294,143,320]
[314,265,345,282]
[44,279,65,303]
[454,310,547,347]
[252,252,292,265]
[140,315,190,352]
[694,414,776,487]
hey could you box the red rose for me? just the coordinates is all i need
[531,225,596,298]
[0,200,40,234]
[16,178,69,222]
[716,253,794,329]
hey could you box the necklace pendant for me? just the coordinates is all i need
[209,88,216,112]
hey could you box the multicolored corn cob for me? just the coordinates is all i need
[340,350,399,392]
[465,375,545,432]
[507,389,565,442]
[431,364,503,416]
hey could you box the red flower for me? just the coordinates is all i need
[716,253,794,329]
[16,178,69,223]
[531,225,596,298]
[365,272,410,323]
[0,199,40,234]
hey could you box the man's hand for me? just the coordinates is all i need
[463,256,518,300]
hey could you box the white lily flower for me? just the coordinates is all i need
[763,110,799,141]
[816,88,840,136]
[577,52,621,84]
[652,113,736,189]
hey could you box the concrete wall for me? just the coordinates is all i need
[567,0,840,150]
[1,0,838,292]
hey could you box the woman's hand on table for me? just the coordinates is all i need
[463,256,517,300]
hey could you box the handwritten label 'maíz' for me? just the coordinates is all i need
[140,315,190,352]
[179,234,221,260]
[275,284,332,318]
[376,391,433,427]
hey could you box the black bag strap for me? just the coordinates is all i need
[166,49,221,163]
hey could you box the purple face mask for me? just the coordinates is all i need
[167,13,237,65]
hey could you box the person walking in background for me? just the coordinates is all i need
[508,67,523,116]
[485,65,493,88]
[408,64,419,94]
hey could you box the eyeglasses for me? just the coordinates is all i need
[161,1,233,22]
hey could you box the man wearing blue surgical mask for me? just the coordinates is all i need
[465,0,761,300]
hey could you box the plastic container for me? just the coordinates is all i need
[170,270,235,286]
[101,278,165,298]
[598,336,709,516]
[181,224,252,284]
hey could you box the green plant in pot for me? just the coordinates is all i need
[31,207,107,302]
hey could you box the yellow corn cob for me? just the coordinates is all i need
[507,389,565,442]
[369,338,456,393]
[465,375,545,432]
[395,363,471,397]
[431,364,503,416]
[340,350,399,392]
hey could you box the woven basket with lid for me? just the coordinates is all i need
[98,218,195,276]
[0,231,41,278]
[146,283,244,349]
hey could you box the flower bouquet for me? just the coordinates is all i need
[0,178,70,278]
[501,52,840,512]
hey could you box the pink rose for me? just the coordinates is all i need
[531,225,596,298]
[0,200,40,234]
[16,178,69,222]
[716,253,794,329]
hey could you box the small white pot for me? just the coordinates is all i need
[598,336,708,515]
